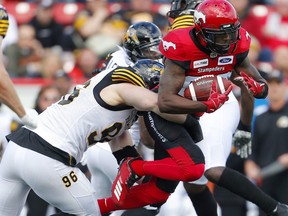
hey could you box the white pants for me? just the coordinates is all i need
[0,141,101,216]
[86,143,118,199]
[193,93,240,185]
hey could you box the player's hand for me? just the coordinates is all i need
[20,108,38,129]
[0,6,9,38]
[239,72,265,97]
[232,129,252,158]
[202,81,232,113]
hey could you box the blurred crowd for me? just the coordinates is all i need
[1,0,288,86]
[1,0,288,216]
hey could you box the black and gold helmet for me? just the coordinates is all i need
[123,22,162,62]
[132,59,163,90]
[167,0,203,19]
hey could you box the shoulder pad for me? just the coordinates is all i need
[159,28,193,61]
[170,14,194,31]
[112,67,145,87]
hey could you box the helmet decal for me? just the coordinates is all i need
[162,40,176,51]
[123,22,162,62]
[194,10,206,24]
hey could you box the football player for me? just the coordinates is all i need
[0,59,219,216]
[86,21,163,200]
[107,1,288,216]
[0,5,37,129]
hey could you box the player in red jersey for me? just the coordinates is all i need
[101,1,288,216]
[157,0,288,216]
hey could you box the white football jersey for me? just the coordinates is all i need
[31,66,145,163]
[103,46,142,145]
[104,46,134,70]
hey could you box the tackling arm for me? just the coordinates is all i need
[101,83,188,124]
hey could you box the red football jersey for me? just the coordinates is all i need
[159,27,251,79]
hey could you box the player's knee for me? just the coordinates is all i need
[150,186,170,204]
[181,163,205,182]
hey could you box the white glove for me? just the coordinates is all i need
[20,108,38,129]
[232,130,252,159]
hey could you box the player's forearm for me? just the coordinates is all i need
[158,93,207,114]
[239,85,254,128]
[0,69,25,118]
[152,106,187,124]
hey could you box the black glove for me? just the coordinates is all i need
[183,114,203,143]
[232,121,252,158]
[0,6,9,38]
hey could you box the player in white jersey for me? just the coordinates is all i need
[86,21,163,200]
[0,59,195,216]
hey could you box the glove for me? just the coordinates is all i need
[240,72,266,97]
[202,81,232,113]
[20,108,38,129]
[232,130,252,158]
[0,6,9,38]
[232,121,252,158]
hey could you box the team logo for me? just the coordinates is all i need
[246,31,250,40]
[218,56,234,65]
[193,59,208,68]
[194,10,206,24]
[162,40,176,51]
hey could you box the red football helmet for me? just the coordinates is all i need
[194,0,240,55]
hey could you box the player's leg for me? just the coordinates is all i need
[184,97,240,216]
[0,141,31,216]
[86,144,118,198]
[15,145,101,215]
[125,112,205,182]
[186,98,287,215]
[201,101,283,215]
[99,177,174,215]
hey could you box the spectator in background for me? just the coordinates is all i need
[29,0,64,48]
[106,0,169,35]
[261,0,288,51]
[52,70,73,95]
[40,48,63,79]
[24,84,62,216]
[245,70,288,216]
[73,0,109,39]
[5,24,44,77]
[228,0,269,50]
[273,46,288,86]
[68,48,99,81]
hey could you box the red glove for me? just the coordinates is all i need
[202,81,232,113]
[240,72,265,97]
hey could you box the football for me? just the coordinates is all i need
[183,75,231,101]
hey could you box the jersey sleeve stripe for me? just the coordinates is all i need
[112,69,145,87]
[170,15,194,30]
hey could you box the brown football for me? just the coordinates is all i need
[184,75,231,101]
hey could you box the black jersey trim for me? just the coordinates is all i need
[6,127,77,167]
[93,70,134,111]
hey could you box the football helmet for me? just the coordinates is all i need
[167,0,203,18]
[132,59,163,90]
[123,22,163,62]
[194,0,240,55]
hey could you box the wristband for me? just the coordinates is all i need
[237,121,251,132]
